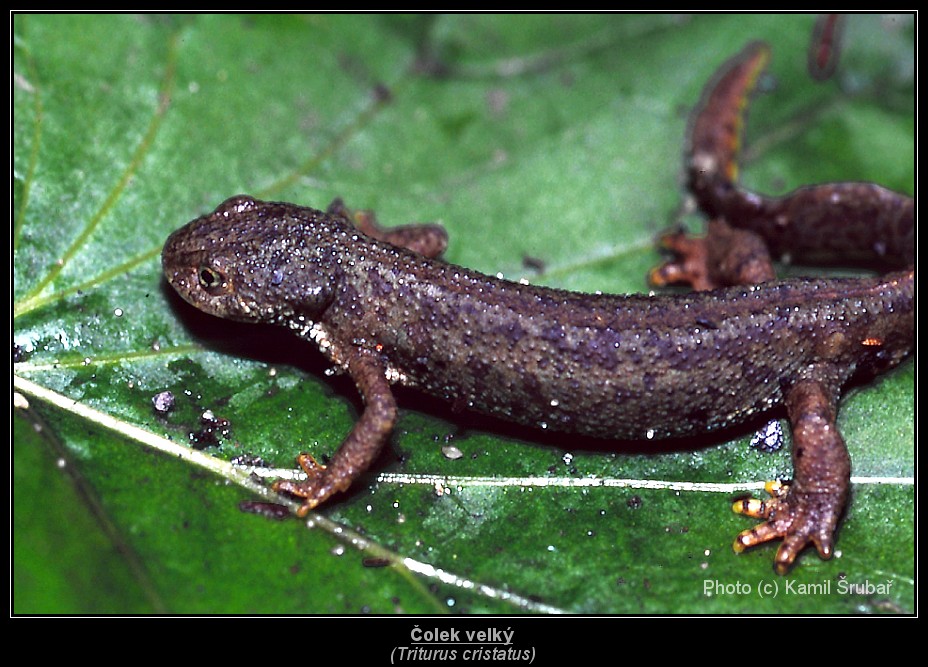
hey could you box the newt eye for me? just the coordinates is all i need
[198,265,228,295]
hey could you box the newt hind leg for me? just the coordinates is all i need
[733,480,846,574]
[733,377,850,573]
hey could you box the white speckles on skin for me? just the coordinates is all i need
[384,365,409,384]
[304,321,331,351]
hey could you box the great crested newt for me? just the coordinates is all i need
[162,41,913,573]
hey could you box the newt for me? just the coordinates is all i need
[162,41,913,574]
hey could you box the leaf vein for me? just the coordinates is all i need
[16,31,180,314]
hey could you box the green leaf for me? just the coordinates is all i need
[14,14,913,614]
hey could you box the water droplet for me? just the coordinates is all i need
[442,444,464,460]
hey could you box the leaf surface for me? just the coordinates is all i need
[14,13,914,614]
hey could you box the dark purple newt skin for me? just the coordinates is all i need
[162,41,913,574]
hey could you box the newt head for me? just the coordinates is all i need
[162,195,340,325]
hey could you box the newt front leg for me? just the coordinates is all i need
[271,201,450,515]
[273,350,397,516]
